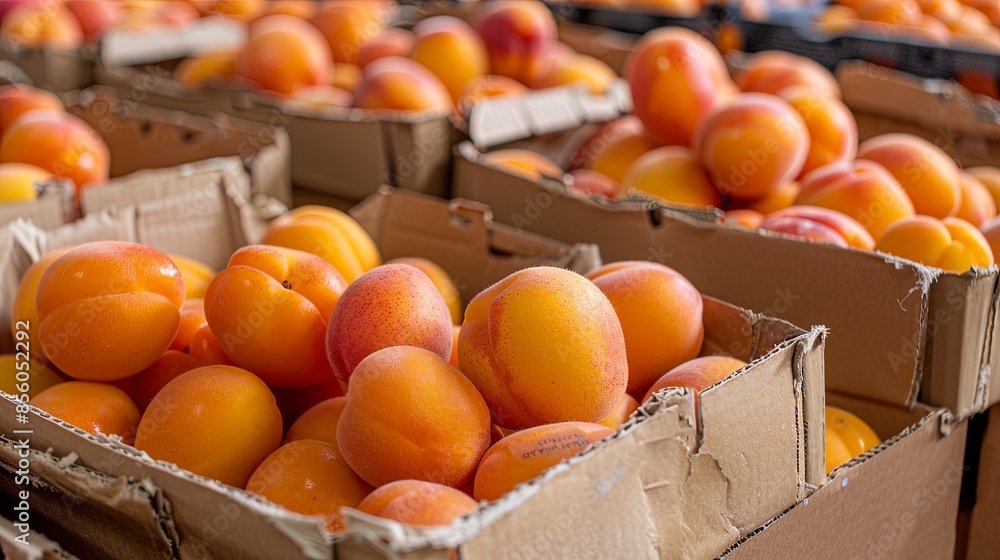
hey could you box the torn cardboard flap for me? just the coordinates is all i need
[0,514,78,560]
[99,16,246,68]
[0,180,77,231]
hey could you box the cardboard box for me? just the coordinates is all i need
[0,40,94,92]
[0,189,825,560]
[0,511,79,560]
[453,124,1000,417]
[960,405,1000,560]
[721,394,967,560]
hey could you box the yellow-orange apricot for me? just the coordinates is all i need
[357,28,415,69]
[0,355,64,399]
[598,393,640,430]
[858,0,923,26]
[169,254,215,300]
[736,50,841,99]
[115,349,201,413]
[534,54,616,95]
[732,181,801,214]
[857,133,961,218]
[330,63,361,93]
[778,86,858,179]
[567,168,624,200]
[876,215,994,272]
[174,50,239,88]
[725,208,766,229]
[764,206,876,250]
[569,116,660,184]
[480,149,563,181]
[642,356,747,404]
[0,85,64,137]
[287,85,353,109]
[312,1,383,65]
[826,406,881,474]
[388,257,461,324]
[456,74,527,114]
[259,0,317,20]
[814,5,859,35]
[285,396,346,446]
[1,2,83,50]
[955,171,998,226]
[237,15,331,95]
[356,480,478,526]
[210,0,264,20]
[969,166,1000,214]
[271,376,345,432]
[11,248,68,363]
[980,215,1000,260]
[409,16,488,103]
[472,1,557,84]
[34,382,140,444]
[65,0,121,42]
[353,57,452,112]
[620,146,722,209]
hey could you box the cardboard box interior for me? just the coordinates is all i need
[961,404,1000,560]
[0,509,80,560]
[0,41,94,92]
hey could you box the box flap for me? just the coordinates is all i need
[0,41,94,91]
[0,514,79,560]
[0,181,76,231]
[967,406,1000,560]
[99,16,246,67]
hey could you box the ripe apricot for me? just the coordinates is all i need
[271,376,345,432]
[285,396,346,446]
[36,242,184,381]
[630,0,701,16]
[135,365,283,488]
[966,166,1000,213]
[626,27,734,146]
[778,86,858,179]
[980,216,1000,259]
[567,168,624,200]
[857,134,961,218]
[621,146,722,209]
[534,54,616,95]
[205,245,346,388]
[260,205,381,283]
[598,393,640,430]
[586,261,704,398]
[210,0,264,20]
[326,264,453,385]
[353,57,452,112]
[358,28,415,69]
[459,267,627,429]
[694,93,809,201]
[725,209,766,229]
[876,215,994,272]
[356,480,478,526]
[337,346,491,488]
[387,257,461,324]
[764,206,876,250]
[826,406,881,474]
[479,149,562,181]
[246,439,372,533]
[409,16,488,103]
[642,356,747,404]
[569,116,660,184]
[448,325,460,368]
[11,248,69,363]
[0,85,64,137]
[814,5,859,35]
[174,50,239,88]
[115,350,200,413]
[0,162,49,203]
[33,382,140,445]
[169,299,207,352]
[732,180,801,214]
[0,355,63,399]
[259,0,318,20]
[473,422,613,501]
[956,171,997,226]
[1,110,110,200]
[457,74,527,114]
[736,50,841,99]
[473,1,557,84]
[237,15,331,95]
[1,2,84,50]
[796,159,916,238]
[287,85,353,110]
[169,254,215,300]
[65,0,121,42]
[312,1,383,65]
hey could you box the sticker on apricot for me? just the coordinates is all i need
[508,432,593,460]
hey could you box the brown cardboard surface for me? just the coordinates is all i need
[0,41,93,92]
[0,514,79,560]
[721,403,966,560]
[0,182,76,231]
[965,405,1000,560]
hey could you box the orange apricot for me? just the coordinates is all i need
[169,299,207,352]
[642,356,747,404]
[736,50,841,98]
[598,393,640,430]
[456,74,527,114]
[135,365,283,488]
[387,257,462,324]
[356,480,478,526]
[0,85,64,137]
[271,376,345,432]
[876,215,994,272]
[725,208,766,229]
[115,349,201,413]
[409,16,488,103]
[732,180,801,214]
[448,325,460,368]
[459,267,627,429]
[204,245,346,388]
[357,28,415,69]
[65,0,121,42]
[969,166,1000,214]
[472,1,557,84]
[826,406,881,474]
[11,248,68,363]
[246,440,372,533]
[312,1,383,65]
[586,261,705,398]
[630,0,701,15]
[0,355,64,399]
[33,382,140,444]
[569,116,660,184]
[353,56,452,112]
[694,93,810,201]
[980,215,1000,260]
[620,146,722,209]
[1,2,84,50]
[326,263,453,385]
[857,133,962,218]
[534,54,617,95]
[626,27,735,146]
[567,168,624,200]
[210,0,264,20]
[259,0,317,20]
[479,149,563,181]
[955,171,998,226]
[287,85,353,109]
[858,0,923,25]
[260,205,381,283]
[778,86,858,179]
[285,396,346,446]
[764,206,876,250]
[36,242,184,381]
[814,5,859,35]
[237,15,331,95]
[168,254,215,300]
[188,326,236,368]
[337,346,491,488]
[473,422,613,501]
[174,50,239,88]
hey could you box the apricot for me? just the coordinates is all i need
[473,1,557,84]
[857,134,961,218]
[459,267,627,429]
[876,215,994,272]
[353,57,452,112]
[732,181,801,214]
[764,206,876,250]
[174,50,239,88]
[760,215,849,247]
[260,205,381,283]
[188,326,236,368]
[330,63,361,92]
[0,162,51,202]
[168,298,207,353]
[567,168,623,201]
[287,85,353,110]
[271,376,345,432]
[1,2,84,50]
[826,406,881,474]
[409,16,488,103]
[357,28,415,69]
[205,245,346,388]
[598,393,640,431]
[857,0,923,25]
[135,365,282,488]
[736,50,841,99]
[778,86,858,180]
[65,0,121,42]
[259,0,317,20]
[0,355,64,399]
[694,93,809,201]
[620,146,722,209]
[209,0,263,21]
[796,159,916,238]
[473,422,613,501]
[115,350,201,413]
[967,166,1000,212]
[36,242,184,381]
[569,116,660,184]
[326,264,453,385]
[285,396,346,446]
[169,254,215,300]
[980,216,1000,259]
[246,440,372,533]
[586,261,704,397]
[955,171,997,226]
[0,110,109,199]
[814,5,859,35]
[311,1,382,65]
[337,346,490,488]
[725,208,765,229]
[356,480,478,526]
[11,248,68,363]
[237,15,331,95]
[387,257,461,324]
[479,149,562,181]
[534,54,616,95]
[448,325,460,368]
[641,356,747,404]
[519,42,576,90]
[626,27,734,146]
[33,382,138,444]
[630,0,701,16]
[457,75,528,114]
[0,85,64,137]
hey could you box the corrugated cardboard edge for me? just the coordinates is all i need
[0,514,79,560]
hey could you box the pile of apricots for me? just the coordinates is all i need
[482,26,1000,274]
[0,83,109,205]
[173,0,617,114]
[1,203,879,531]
